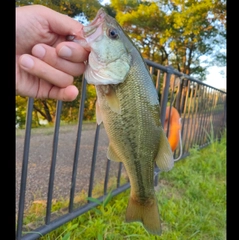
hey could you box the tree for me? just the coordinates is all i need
[109,0,226,80]
[16,75,97,128]
[16,96,28,128]
[16,0,102,22]
[108,0,226,114]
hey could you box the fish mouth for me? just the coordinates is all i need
[83,8,107,38]
[66,8,107,50]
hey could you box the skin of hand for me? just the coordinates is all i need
[16,5,89,101]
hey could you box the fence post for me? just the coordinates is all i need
[16,97,34,240]
[223,95,227,127]
[154,66,173,186]
[69,77,87,212]
[45,100,63,224]
[175,78,183,112]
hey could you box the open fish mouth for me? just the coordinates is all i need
[66,8,107,50]
[83,8,106,38]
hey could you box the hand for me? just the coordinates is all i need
[16,5,89,101]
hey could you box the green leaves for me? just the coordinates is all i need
[111,0,226,77]
[16,76,97,128]
[87,191,113,216]
[54,223,78,240]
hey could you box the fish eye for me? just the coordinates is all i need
[108,28,119,39]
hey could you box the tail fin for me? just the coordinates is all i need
[125,196,162,236]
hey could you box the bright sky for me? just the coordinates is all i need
[204,66,226,91]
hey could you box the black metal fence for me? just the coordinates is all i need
[16,60,226,240]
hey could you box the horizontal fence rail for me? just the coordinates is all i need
[16,60,226,240]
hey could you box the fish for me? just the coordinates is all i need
[75,8,174,235]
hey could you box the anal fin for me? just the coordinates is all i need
[107,143,121,162]
[155,127,174,171]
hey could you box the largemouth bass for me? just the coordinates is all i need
[76,8,174,235]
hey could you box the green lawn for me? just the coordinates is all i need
[29,131,226,240]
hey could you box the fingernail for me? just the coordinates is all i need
[20,55,34,69]
[58,46,72,57]
[32,45,46,59]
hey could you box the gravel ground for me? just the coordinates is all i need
[16,123,127,214]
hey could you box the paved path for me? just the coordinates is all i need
[16,124,126,213]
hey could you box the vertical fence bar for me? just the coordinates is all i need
[211,90,219,137]
[189,82,200,147]
[223,95,227,127]
[88,124,100,199]
[211,91,218,135]
[202,87,213,144]
[179,79,190,152]
[191,84,201,147]
[117,162,123,188]
[165,75,177,139]
[69,77,87,212]
[203,88,213,142]
[215,92,223,135]
[45,100,63,224]
[182,81,194,153]
[149,66,154,77]
[160,67,173,126]
[16,97,34,240]
[154,66,172,186]
[175,77,182,112]
[197,86,208,146]
[195,86,204,146]
[104,159,111,195]
[155,69,161,93]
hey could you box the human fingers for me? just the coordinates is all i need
[56,41,89,63]
[32,44,87,76]
[48,85,79,101]
[33,5,84,37]
[19,54,74,88]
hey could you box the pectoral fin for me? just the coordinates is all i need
[155,127,174,171]
[95,99,103,125]
[107,143,121,162]
[102,85,121,114]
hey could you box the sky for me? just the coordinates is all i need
[204,66,226,90]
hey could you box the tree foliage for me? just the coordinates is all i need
[109,0,226,79]
[16,0,102,22]
[16,76,97,128]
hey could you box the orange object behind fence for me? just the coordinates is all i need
[164,106,181,152]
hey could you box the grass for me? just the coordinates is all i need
[21,177,129,233]
[23,130,226,240]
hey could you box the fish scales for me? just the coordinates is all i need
[96,58,161,201]
[75,8,174,235]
